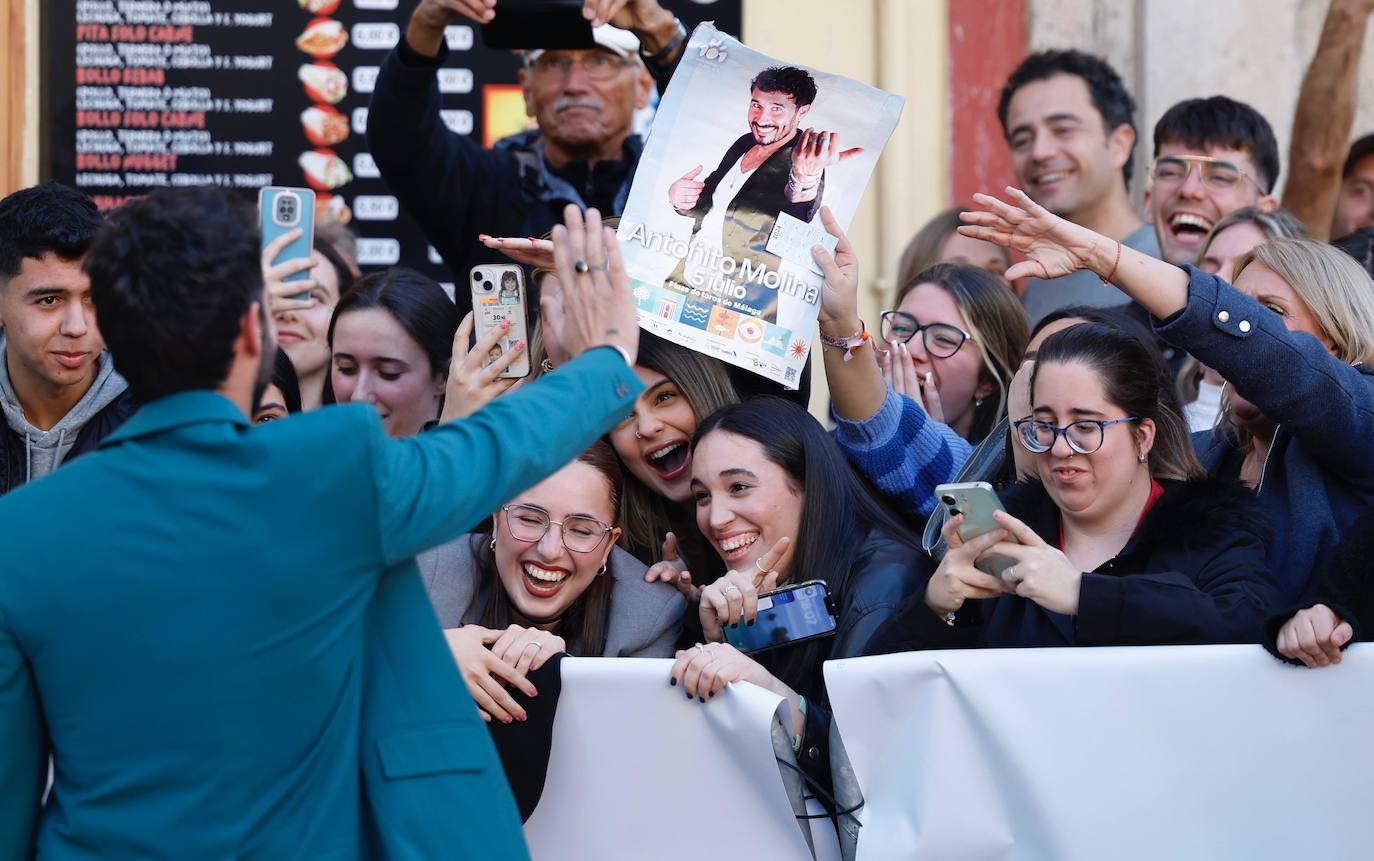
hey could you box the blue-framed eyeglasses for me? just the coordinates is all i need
[1014,417,1140,455]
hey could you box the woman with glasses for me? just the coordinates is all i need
[419,442,686,723]
[963,187,1374,604]
[867,323,1277,652]
[813,207,1028,521]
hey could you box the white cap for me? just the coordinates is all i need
[524,25,642,63]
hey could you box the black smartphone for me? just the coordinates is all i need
[481,0,595,50]
[724,581,837,655]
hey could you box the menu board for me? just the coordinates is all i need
[45,1,742,289]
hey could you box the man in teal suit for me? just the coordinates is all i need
[0,189,640,859]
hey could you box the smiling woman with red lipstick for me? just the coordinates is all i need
[418,442,685,724]
[670,397,923,792]
[870,323,1278,654]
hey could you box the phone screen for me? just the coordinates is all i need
[725,582,837,654]
[480,0,594,49]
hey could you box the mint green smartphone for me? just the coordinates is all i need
[934,481,1016,578]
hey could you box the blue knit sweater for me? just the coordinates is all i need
[832,388,973,519]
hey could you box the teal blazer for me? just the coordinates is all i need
[0,348,640,860]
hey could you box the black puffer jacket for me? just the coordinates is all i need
[868,475,1279,652]
[0,390,137,496]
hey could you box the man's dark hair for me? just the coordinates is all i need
[1153,96,1280,193]
[0,181,101,283]
[997,50,1139,187]
[1344,133,1374,178]
[750,66,817,108]
[85,188,264,403]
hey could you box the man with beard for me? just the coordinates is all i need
[0,187,644,859]
[665,65,860,323]
[998,50,1158,325]
[370,0,688,317]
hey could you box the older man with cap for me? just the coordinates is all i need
[369,0,688,316]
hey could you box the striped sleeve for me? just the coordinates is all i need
[832,388,973,519]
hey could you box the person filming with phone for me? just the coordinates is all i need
[369,0,689,316]
[670,397,922,792]
[869,323,1278,653]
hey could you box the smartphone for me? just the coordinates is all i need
[259,186,316,300]
[480,0,594,50]
[934,481,1016,578]
[470,264,532,379]
[724,581,838,655]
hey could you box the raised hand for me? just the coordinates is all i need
[959,187,1106,281]
[479,234,554,271]
[698,536,789,642]
[668,165,705,213]
[644,531,700,603]
[261,227,319,318]
[811,206,860,330]
[791,129,864,184]
[439,312,525,422]
[545,205,639,364]
[986,510,1082,616]
[1276,604,1355,668]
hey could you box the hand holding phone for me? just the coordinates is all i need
[723,580,838,655]
[469,264,532,380]
[698,537,790,642]
[934,482,1018,577]
[259,186,317,304]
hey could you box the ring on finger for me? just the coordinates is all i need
[694,643,707,656]
[574,259,590,274]
[754,558,770,574]
[1006,566,1016,581]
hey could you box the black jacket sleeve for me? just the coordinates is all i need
[367,37,514,282]
[1076,527,1278,646]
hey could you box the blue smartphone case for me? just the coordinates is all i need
[259,187,316,284]
[724,581,837,654]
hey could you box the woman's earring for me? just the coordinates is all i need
[598,564,608,576]
[489,536,497,551]
[975,398,984,408]
[1138,452,1147,464]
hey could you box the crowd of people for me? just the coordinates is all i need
[4,0,1374,856]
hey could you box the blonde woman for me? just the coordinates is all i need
[1180,207,1307,431]
[964,188,1374,602]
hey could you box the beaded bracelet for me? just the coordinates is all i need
[817,320,870,362]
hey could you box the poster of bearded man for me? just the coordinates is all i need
[618,23,903,389]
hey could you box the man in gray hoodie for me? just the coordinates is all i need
[0,182,135,495]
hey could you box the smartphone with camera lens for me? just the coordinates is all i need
[724,580,837,655]
[933,481,1017,578]
[470,264,532,379]
[258,186,316,301]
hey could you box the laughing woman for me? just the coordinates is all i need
[607,332,741,597]
[419,442,686,721]
[670,397,923,789]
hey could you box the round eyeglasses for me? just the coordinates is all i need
[502,504,613,554]
[879,311,970,358]
[1014,417,1141,455]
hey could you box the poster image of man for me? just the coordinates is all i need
[664,66,862,322]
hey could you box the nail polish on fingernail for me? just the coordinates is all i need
[747,619,755,627]
[685,689,693,699]
[529,686,537,696]
[698,696,706,704]
[670,677,677,686]
[503,716,513,724]
[518,713,527,722]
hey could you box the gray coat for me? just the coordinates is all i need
[417,536,685,658]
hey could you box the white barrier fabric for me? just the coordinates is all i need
[524,658,821,861]
[825,645,1374,860]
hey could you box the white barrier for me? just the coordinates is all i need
[825,645,1374,860]
[525,658,834,861]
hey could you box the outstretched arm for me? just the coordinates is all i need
[960,187,1190,319]
[1281,0,1374,240]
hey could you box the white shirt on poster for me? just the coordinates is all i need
[682,155,756,287]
